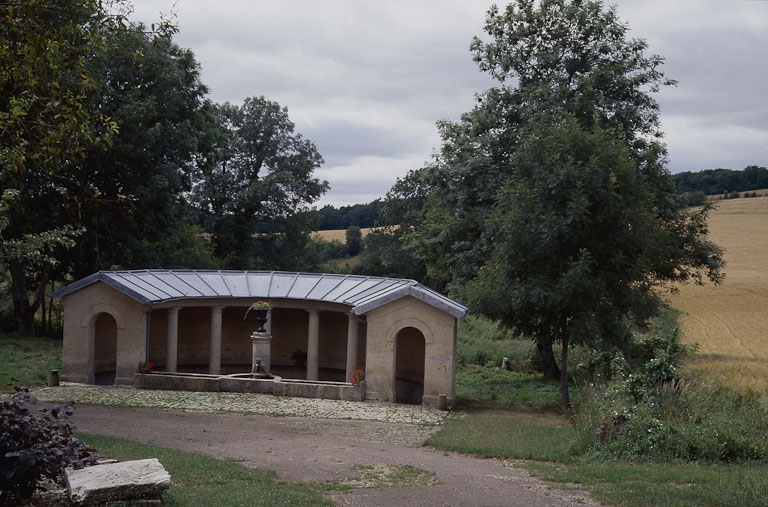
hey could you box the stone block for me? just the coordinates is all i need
[66,458,171,505]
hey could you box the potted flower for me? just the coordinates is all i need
[244,301,272,332]
[137,361,154,374]
[350,368,365,385]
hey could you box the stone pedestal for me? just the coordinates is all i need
[251,331,272,373]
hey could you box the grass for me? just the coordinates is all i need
[524,461,768,507]
[0,334,61,392]
[78,433,333,506]
[456,364,562,409]
[427,408,576,462]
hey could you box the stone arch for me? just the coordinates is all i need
[82,304,123,386]
[384,316,434,345]
[394,326,426,405]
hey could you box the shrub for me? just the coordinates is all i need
[575,375,768,464]
[572,313,768,464]
[0,385,95,505]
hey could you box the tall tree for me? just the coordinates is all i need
[392,0,724,399]
[464,113,723,406]
[0,0,120,332]
[1,1,212,332]
[192,97,328,270]
[64,19,214,276]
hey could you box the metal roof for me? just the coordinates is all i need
[51,270,468,318]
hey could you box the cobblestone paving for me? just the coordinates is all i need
[33,384,448,426]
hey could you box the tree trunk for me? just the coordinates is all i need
[560,329,570,409]
[10,260,34,334]
[536,329,561,381]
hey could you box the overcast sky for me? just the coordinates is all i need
[130,0,767,207]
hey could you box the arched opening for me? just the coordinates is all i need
[93,313,117,385]
[394,327,425,405]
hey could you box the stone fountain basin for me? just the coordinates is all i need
[134,372,364,401]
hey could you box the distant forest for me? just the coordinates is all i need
[317,200,381,230]
[318,166,768,230]
[673,165,768,196]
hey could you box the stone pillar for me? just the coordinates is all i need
[345,313,359,382]
[251,332,272,373]
[306,309,320,381]
[165,307,179,373]
[209,306,224,375]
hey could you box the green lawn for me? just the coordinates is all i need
[0,334,61,392]
[79,433,333,506]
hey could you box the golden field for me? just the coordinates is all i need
[311,228,373,242]
[669,196,768,396]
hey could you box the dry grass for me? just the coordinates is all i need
[668,196,768,397]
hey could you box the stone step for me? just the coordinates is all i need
[66,458,171,505]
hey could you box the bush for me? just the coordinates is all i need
[0,386,95,505]
[577,380,768,463]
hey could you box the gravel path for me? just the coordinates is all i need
[34,384,600,507]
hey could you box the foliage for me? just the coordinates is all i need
[67,20,212,276]
[573,326,768,464]
[349,226,430,283]
[345,226,363,257]
[0,0,118,333]
[1,1,212,332]
[191,96,328,270]
[0,387,95,505]
[318,201,380,230]
[0,0,117,179]
[673,165,768,196]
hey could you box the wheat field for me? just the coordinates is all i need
[668,196,768,396]
[311,227,373,242]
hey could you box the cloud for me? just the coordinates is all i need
[130,0,768,206]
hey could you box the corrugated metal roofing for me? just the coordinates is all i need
[51,270,468,318]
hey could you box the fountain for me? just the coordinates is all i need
[249,330,273,378]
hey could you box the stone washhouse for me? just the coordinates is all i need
[52,270,467,409]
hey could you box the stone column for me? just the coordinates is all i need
[209,306,224,375]
[306,309,320,381]
[345,313,359,382]
[165,307,179,373]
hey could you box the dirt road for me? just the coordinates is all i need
[70,404,598,506]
